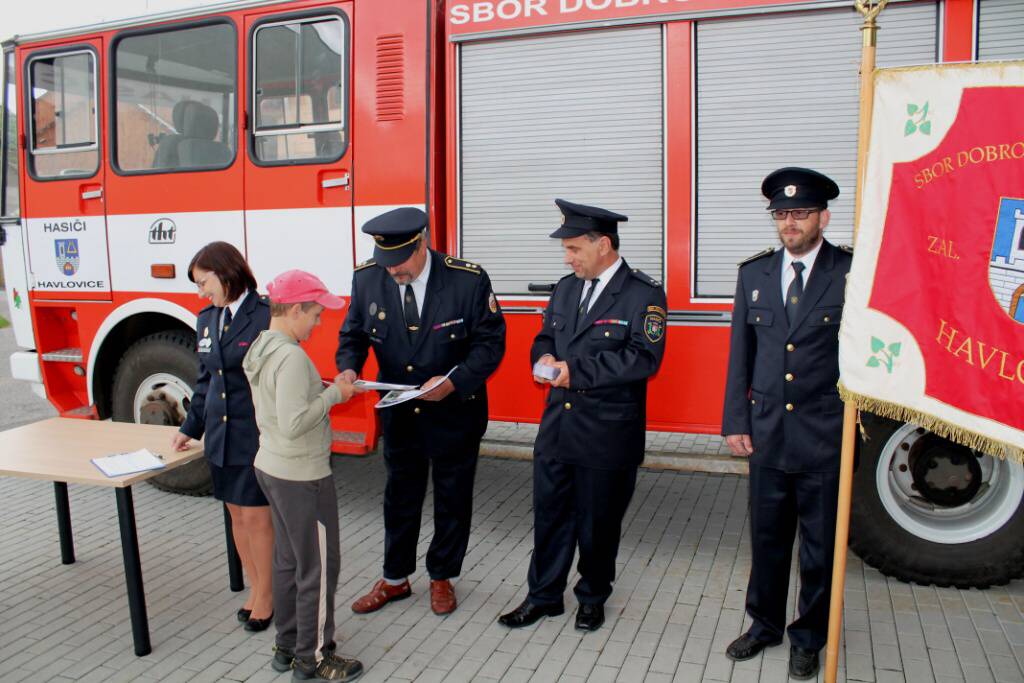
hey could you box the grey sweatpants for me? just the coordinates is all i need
[255,470,340,662]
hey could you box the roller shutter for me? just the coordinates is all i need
[978,0,1024,60]
[695,2,938,298]
[459,27,663,295]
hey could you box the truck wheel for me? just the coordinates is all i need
[850,412,1024,588]
[111,331,213,497]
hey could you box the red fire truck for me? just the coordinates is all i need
[1,0,1022,587]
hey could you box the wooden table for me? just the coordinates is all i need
[0,418,240,656]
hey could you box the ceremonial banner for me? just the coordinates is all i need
[839,62,1024,462]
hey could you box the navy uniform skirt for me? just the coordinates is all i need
[209,462,269,507]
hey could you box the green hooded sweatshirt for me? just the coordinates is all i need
[243,329,343,481]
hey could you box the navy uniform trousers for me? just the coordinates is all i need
[336,250,506,580]
[722,240,852,650]
[528,261,667,607]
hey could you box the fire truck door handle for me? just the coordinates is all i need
[321,175,349,189]
[81,188,103,200]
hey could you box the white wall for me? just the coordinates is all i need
[5,0,219,38]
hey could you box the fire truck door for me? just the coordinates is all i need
[21,39,111,301]
[243,5,355,296]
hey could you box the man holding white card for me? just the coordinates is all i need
[500,199,667,633]
[335,208,506,616]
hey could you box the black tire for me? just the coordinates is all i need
[850,412,1024,588]
[111,331,213,497]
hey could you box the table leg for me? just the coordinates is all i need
[53,482,75,565]
[115,486,151,656]
[223,503,243,592]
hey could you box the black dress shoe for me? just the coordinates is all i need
[244,611,274,633]
[236,608,252,623]
[725,632,782,661]
[498,599,564,628]
[789,646,820,680]
[575,603,604,631]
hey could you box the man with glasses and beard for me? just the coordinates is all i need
[721,168,851,680]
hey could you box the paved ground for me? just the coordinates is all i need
[2,293,1024,682]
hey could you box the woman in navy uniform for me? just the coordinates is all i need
[721,168,850,680]
[499,199,667,633]
[171,241,275,631]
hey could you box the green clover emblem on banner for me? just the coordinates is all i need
[867,336,901,373]
[905,102,931,136]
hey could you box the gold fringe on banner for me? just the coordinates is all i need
[838,382,1024,464]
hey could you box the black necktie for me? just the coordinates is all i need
[221,307,232,337]
[404,286,420,341]
[575,278,598,331]
[786,262,805,327]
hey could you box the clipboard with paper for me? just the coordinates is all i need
[374,367,457,409]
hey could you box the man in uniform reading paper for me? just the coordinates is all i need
[335,207,506,616]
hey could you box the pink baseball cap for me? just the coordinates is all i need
[266,270,346,310]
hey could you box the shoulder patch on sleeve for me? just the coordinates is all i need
[444,256,482,275]
[738,247,775,267]
[354,259,376,272]
[629,269,661,287]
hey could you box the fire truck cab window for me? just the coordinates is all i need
[2,49,20,216]
[252,16,346,163]
[27,50,98,179]
[114,22,237,173]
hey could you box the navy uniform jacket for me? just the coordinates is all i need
[531,261,667,471]
[180,292,270,467]
[335,250,506,453]
[722,240,852,472]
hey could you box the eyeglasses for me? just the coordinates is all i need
[194,273,216,289]
[770,208,821,221]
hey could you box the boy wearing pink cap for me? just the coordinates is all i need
[243,270,364,681]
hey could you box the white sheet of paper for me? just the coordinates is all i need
[354,379,419,391]
[91,449,166,478]
[374,367,458,409]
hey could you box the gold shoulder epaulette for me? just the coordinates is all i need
[738,247,774,266]
[354,259,376,272]
[839,244,854,254]
[444,256,482,275]
[629,268,661,287]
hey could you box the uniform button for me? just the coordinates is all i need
[218,369,223,375]
[750,399,755,405]
[222,415,228,422]
[604,331,610,337]
[786,343,795,352]
[372,327,377,333]
[468,394,475,400]
[414,407,421,414]
[755,316,761,322]
[564,402,572,410]
[785,373,793,382]
[406,365,414,372]
[221,392,226,399]
[785,403,794,412]
[450,333,456,339]
[823,316,831,323]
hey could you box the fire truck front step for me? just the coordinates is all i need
[332,431,371,456]
[479,440,749,476]
[59,405,99,420]
[41,347,83,363]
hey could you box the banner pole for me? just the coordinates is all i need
[825,3,887,682]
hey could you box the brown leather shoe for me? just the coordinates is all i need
[430,579,457,615]
[351,579,411,614]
